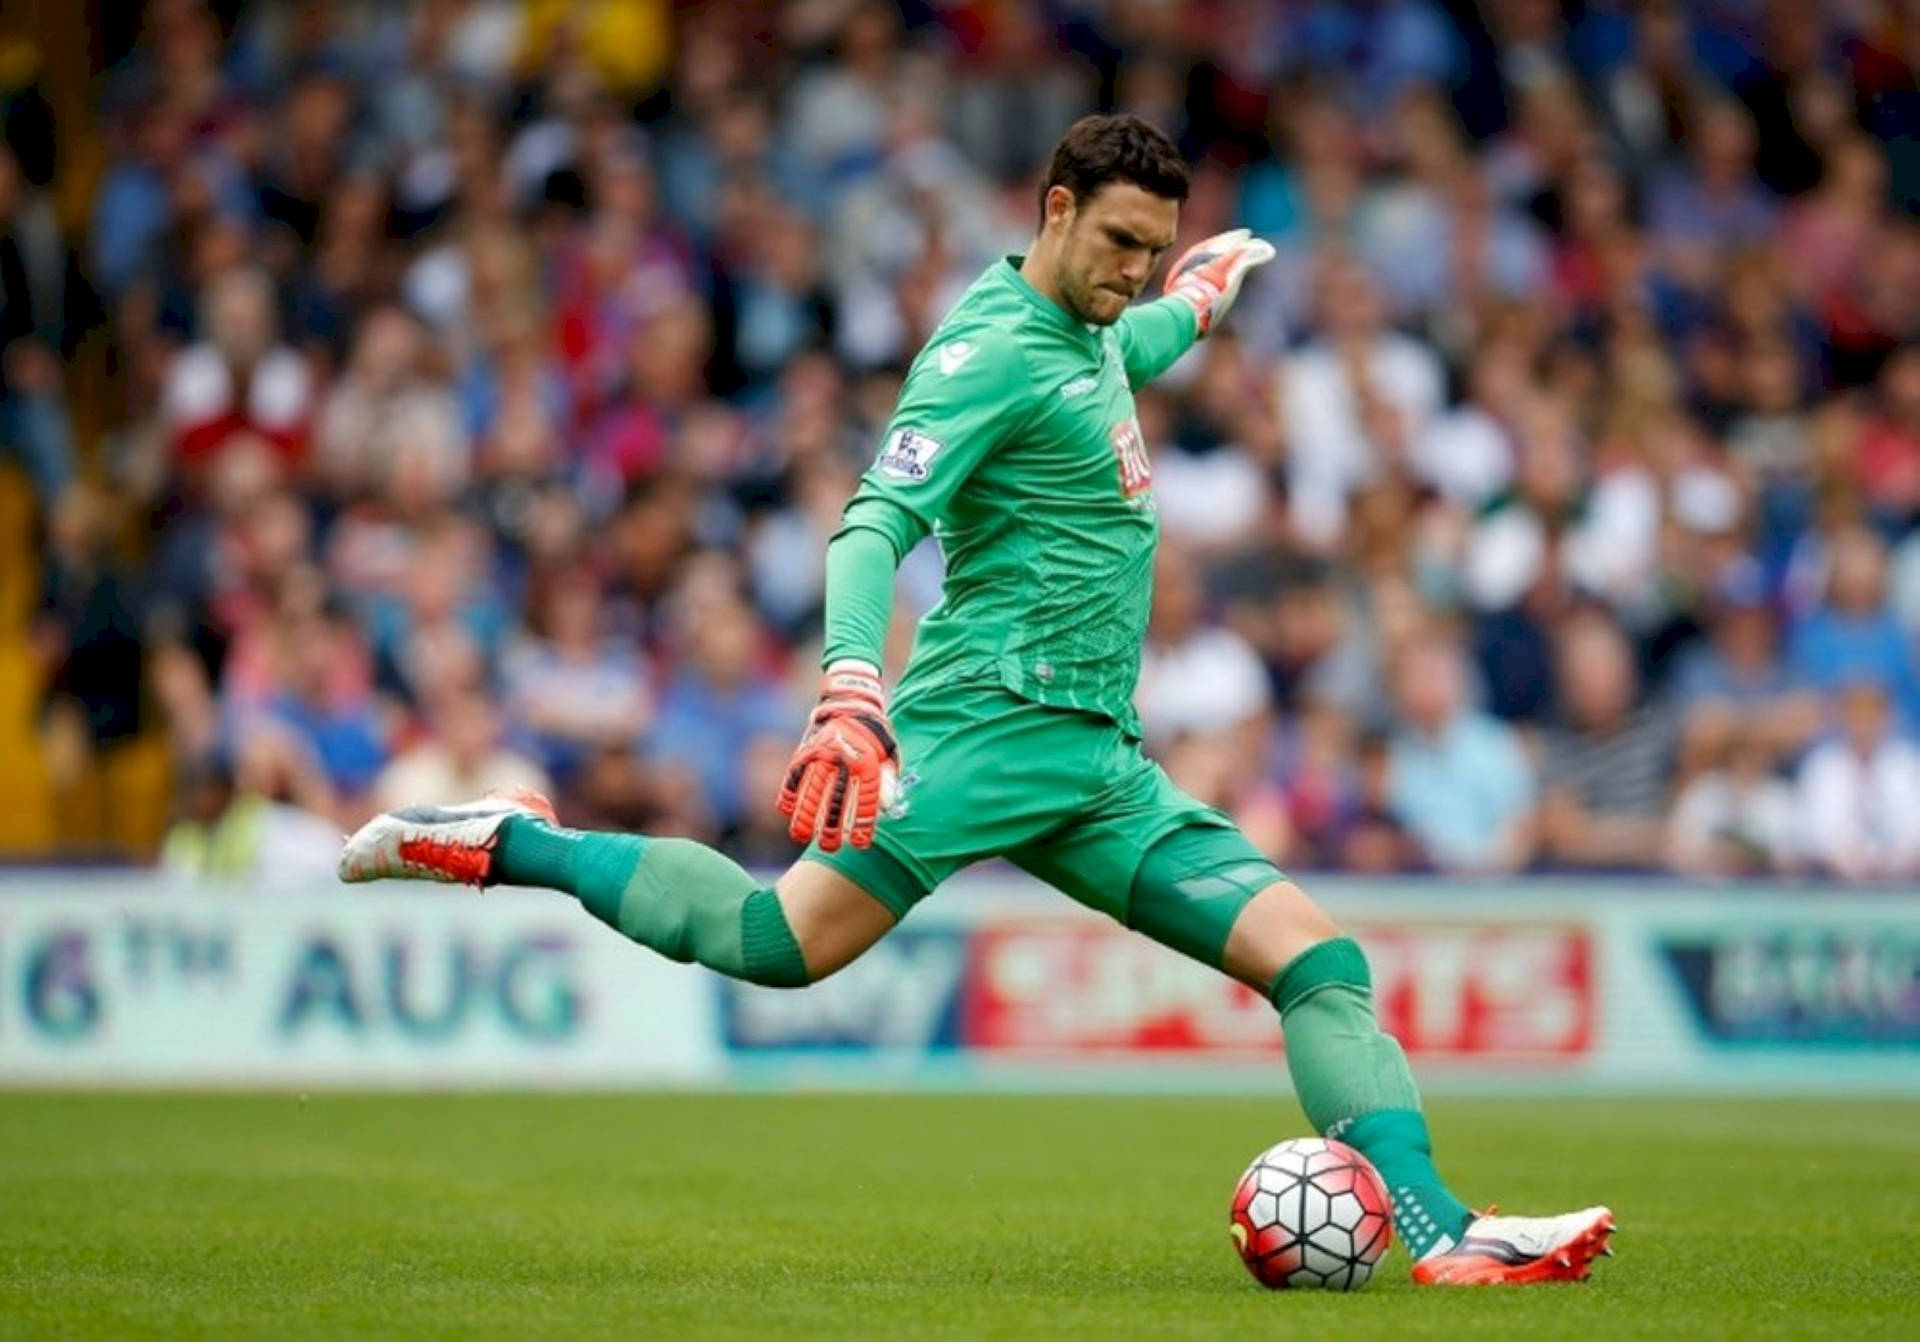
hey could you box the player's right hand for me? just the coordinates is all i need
[778,661,900,852]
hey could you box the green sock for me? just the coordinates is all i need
[494,819,809,988]
[1269,937,1474,1258]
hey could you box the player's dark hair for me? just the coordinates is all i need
[1040,115,1189,222]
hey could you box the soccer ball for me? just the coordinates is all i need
[1229,1137,1394,1291]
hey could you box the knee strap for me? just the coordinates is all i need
[1127,828,1281,969]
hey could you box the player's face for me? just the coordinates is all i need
[1053,183,1179,325]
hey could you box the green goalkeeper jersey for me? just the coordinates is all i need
[826,256,1200,738]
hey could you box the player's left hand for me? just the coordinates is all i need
[777,662,900,852]
[1163,227,1276,337]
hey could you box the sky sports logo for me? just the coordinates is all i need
[719,921,1593,1059]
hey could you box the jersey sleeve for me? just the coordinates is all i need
[819,522,899,672]
[1113,297,1200,388]
[845,329,1035,550]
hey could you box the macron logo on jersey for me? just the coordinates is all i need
[877,427,944,482]
[937,341,976,376]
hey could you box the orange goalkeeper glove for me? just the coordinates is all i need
[1164,227,1276,337]
[777,661,900,852]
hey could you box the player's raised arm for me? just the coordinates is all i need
[777,331,1033,853]
[1113,228,1275,388]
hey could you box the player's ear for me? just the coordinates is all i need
[1042,184,1077,234]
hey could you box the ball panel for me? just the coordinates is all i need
[1327,1189,1364,1230]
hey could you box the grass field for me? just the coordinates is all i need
[1,1094,1915,1338]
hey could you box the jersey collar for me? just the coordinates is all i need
[998,256,1102,340]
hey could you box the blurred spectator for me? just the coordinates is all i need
[1273,701,1365,869]
[1539,613,1673,870]
[247,600,388,812]
[160,748,341,888]
[1794,680,1920,882]
[727,735,807,867]
[1856,343,1920,524]
[1645,98,1777,290]
[1786,524,1920,724]
[1281,256,1444,547]
[1411,337,1525,511]
[503,564,651,785]
[162,266,315,468]
[36,482,146,750]
[1669,562,1824,769]
[1,144,98,355]
[647,571,795,830]
[1340,730,1427,875]
[1226,559,1383,724]
[745,449,859,638]
[1162,728,1291,864]
[313,305,469,501]
[1358,87,1548,321]
[1665,734,1797,881]
[1780,136,1891,312]
[1153,344,1279,553]
[1386,632,1537,874]
[0,338,75,506]
[373,688,550,813]
[1137,540,1270,751]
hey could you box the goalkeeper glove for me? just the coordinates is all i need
[778,661,900,852]
[1164,227,1276,337]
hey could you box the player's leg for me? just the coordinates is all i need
[1176,847,1614,1284]
[1012,823,1471,1251]
[1014,771,1611,1284]
[1125,831,1478,1250]
[338,790,896,984]
[491,816,899,984]
[338,689,1046,984]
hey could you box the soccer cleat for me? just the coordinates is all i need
[1411,1205,1615,1286]
[337,790,558,887]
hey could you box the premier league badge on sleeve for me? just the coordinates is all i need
[877,427,945,482]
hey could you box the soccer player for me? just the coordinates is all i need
[341,116,1613,1285]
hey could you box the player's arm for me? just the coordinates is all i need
[1115,227,1277,388]
[779,331,1035,851]
[1113,298,1199,389]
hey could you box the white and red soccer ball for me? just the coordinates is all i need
[1230,1137,1394,1291]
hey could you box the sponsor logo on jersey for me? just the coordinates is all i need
[1109,416,1153,502]
[936,340,976,376]
[1060,374,1099,399]
[876,428,944,481]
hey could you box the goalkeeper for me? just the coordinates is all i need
[342,115,1611,1285]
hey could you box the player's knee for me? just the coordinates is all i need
[1221,881,1345,990]
[769,863,898,984]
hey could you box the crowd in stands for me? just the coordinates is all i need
[6,0,1920,884]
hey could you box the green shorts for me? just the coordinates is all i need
[806,686,1282,949]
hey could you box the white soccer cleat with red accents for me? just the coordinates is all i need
[1411,1205,1615,1285]
[336,791,557,887]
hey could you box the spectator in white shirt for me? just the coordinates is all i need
[374,688,551,813]
[1665,735,1798,880]
[1795,680,1920,882]
[1137,539,1271,752]
[1281,255,1445,547]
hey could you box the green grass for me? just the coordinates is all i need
[0,1095,1914,1338]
